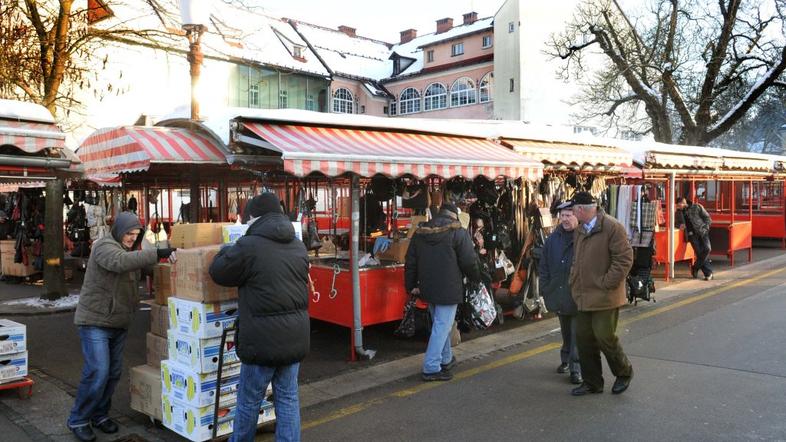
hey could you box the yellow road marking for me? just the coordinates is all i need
[301,266,786,431]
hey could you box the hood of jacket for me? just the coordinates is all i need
[111,212,143,249]
[414,216,463,245]
[246,212,296,243]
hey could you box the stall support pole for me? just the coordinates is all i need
[42,179,67,300]
[189,167,200,223]
[350,174,375,361]
[668,172,676,280]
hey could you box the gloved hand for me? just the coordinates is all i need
[373,237,392,255]
[156,247,177,259]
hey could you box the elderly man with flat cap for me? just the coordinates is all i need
[568,191,634,396]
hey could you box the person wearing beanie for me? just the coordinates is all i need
[405,202,481,381]
[210,192,310,442]
[68,212,175,441]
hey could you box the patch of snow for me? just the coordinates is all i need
[4,294,80,309]
[709,64,779,134]
[0,99,56,123]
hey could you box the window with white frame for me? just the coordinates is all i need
[508,22,515,33]
[389,101,397,116]
[482,35,493,48]
[279,90,288,109]
[399,88,421,114]
[306,94,315,111]
[332,88,354,113]
[424,83,447,111]
[427,50,434,63]
[479,72,493,103]
[248,84,260,107]
[450,77,476,107]
[451,42,464,56]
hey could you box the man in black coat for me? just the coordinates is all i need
[676,197,713,280]
[405,203,480,381]
[210,193,309,442]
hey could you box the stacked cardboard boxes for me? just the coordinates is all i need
[0,240,36,277]
[130,286,171,420]
[0,319,28,384]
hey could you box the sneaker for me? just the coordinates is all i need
[441,356,457,372]
[422,369,453,382]
[705,273,714,281]
[556,363,569,374]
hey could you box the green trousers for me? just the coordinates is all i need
[575,308,633,389]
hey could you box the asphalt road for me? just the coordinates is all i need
[295,267,786,442]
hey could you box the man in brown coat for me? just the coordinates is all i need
[569,192,634,396]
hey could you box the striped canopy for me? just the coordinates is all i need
[238,122,543,180]
[0,120,65,153]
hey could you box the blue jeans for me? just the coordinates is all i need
[423,303,458,374]
[67,326,128,428]
[230,362,301,442]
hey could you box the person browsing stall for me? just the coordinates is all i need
[676,196,713,280]
[539,200,582,385]
[568,192,634,397]
[68,212,175,442]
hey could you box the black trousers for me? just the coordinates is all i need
[575,308,633,389]
[558,314,581,375]
[689,233,712,277]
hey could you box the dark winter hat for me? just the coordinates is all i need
[439,203,460,219]
[556,200,574,211]
[571,191,597,206]
[244,193,282,220]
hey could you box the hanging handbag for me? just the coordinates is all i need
[394,295,418,338]
[464,282,497,330]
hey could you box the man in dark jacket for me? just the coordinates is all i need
[68,212,174,442]
[677,197,713,280]
[539,201,582,385]
[210,193,309,442]
[405,203,480,381]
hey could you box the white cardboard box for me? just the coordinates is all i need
[222,225,248,245]
[162,393,274,442]
[161,359,241,408]
[168,297,238,339]
[130,364,163,421]
[0,351,28,384]
[167,331,239,374]
[0,319,26,355]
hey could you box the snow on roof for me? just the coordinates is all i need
[0,99,56,124]
[289,20,392,80]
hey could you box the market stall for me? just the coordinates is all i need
[224,114,544,359]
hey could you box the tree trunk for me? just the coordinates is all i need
[42,179,66,300]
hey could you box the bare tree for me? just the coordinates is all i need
[0,1,173,119]
[550,0,786,146]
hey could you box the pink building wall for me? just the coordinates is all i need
[422,31,493,70]
[330,78,388,116]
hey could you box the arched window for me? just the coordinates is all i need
[479,72,493,103]
[423,83,447,111]
[450,77,476,107]
[332,88,354,113]
[399,88,421,114]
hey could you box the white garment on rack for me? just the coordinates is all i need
[617,185,633,238]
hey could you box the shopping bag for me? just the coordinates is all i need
[394,295,417,338]
[465,283,497,330]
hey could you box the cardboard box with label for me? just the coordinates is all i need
[169,223,230,249]
[167,331,239,374]
[130,364,163,421]
[146,332,168,368]
[168,297,238,339]
[162,393,274,442]
[0,319,26,355]
[149,302,169,338]
[153,263,174,305]
[161,359,241,408]
[174,246,238,303]
[0,351,28,384]
[222,224,248,245]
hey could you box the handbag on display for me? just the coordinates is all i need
[464,283,497,330]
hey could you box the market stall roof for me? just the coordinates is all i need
[233,120,543,180]
[77,126,229,176]
[501,139,632,169]
[618,141,774,172]
[0,99,66,153]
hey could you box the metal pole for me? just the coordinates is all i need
[185,25,206,121]
[42,179,66,300]
[668,172,676,280]
[351,174,375,360]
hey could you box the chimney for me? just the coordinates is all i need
[400,28,417,44]
[463,12,478,25]
[436,17,453,34]
[338,25,356,37]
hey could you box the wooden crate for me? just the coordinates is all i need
[0,240,36,277]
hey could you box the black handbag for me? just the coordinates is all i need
[394,295,418,338]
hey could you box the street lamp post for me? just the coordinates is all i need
[179,0,209,121]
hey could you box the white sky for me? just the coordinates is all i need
[251,0,507,43]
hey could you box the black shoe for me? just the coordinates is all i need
[691,267,699,279]
[612,374,633,394]
[571,383,603,396]
[705,273,714,281]
[570,373,583,385]
[441,356,457,372]
[70,425,96,442]
[556,363,569,374]
[93,418,119,434]
[422,369,453,382]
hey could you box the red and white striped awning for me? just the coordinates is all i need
[77,126,228,176]
[505,140,632,168]
[238,122,543,180]
[0,119,66,153]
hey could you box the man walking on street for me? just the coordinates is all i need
[677,196,713,280]
[405,203,480,381]
[210,193,309,442]
[569,192,634,396]
[68,212,175,441]
[539,201,582,385]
